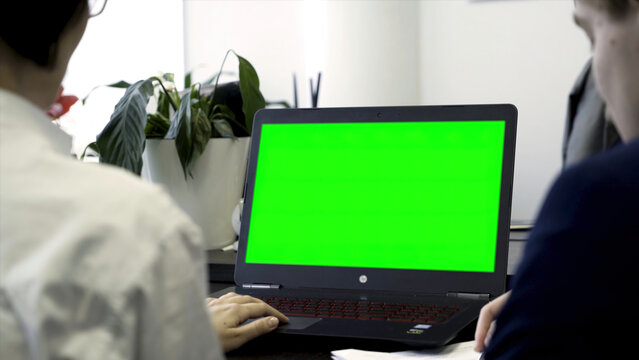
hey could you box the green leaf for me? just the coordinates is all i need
[191,106,213,171]
[162,73,174,83]
[213,104,235,120]
[166,90,190,139]
[157,91,171,118]
[236,54,266,133]
[80,141,99,160]
[170,88,181,111]
[167,89,211,179]
[184,72,192,89]
[145,112,171,138]
[211,104,245,135]
[167,90,193,178]
[109,80,132,88]
[96,79,154,175]
[82,80,131,104]
[191,83,201,102]
[212,119,236,139]
[151,76,178,111]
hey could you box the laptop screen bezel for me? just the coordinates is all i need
[235,105,517,297]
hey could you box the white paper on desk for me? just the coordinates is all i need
[331,340,480,360]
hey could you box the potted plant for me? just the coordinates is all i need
[87,50,276,249]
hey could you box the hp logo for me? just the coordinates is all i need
[359,275,368,284]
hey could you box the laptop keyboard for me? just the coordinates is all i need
[259,296,461,324]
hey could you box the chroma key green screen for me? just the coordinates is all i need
[245,121,505,272]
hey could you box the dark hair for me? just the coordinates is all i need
[0,1,87,68]
[591,0,632,19]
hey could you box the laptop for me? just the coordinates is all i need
[225,104,517,346]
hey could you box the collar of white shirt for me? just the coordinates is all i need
[0,88,72,156]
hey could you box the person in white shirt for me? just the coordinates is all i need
[0,1,288,359]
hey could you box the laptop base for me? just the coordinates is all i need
[212,286,487,347]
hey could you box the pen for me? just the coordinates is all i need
[293,73,298,108]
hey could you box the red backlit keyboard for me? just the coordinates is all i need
[259,296,461,324]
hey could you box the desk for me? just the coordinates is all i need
[224,323,477,359]
[207,233,528,359]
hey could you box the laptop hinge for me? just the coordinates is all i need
[447,292,490,300]
[242,283,281,289]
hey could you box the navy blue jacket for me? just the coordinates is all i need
[485,138,639,359]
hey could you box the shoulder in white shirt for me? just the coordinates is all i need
[0,89,224,360]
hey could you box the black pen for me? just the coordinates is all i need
[293,73,298,108]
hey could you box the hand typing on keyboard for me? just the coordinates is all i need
[206,292,290,352]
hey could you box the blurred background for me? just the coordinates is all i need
[60,0,590,223]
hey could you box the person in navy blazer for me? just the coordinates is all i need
[475,0,639,358]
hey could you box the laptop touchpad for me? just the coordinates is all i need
[279,317,322,330]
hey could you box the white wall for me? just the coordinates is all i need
[182,0,591,222]
[62,0,184,155]
[321,1,420,107]
[183,1,305,106]
[418,0,590,221]
[183,0,420,108]
[60,0,594,222]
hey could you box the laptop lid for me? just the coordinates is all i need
[236,105,517,298]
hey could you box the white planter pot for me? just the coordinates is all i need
[142,137,251,249]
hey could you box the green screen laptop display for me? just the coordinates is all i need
[245,121,505,273]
